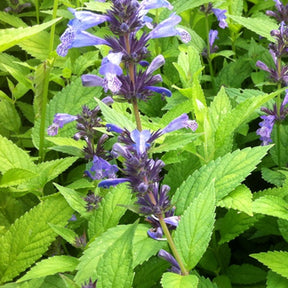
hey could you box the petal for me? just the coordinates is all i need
[81,74,103,87]
[141,0,173,11]
[145,86,172,97]
[130,129,152,154]
[98,178,129,188]
[146,55,165,75]
[106,124,124,133]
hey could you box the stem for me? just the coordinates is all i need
[35,0,40,24]
[38,1,58,161]
[276,80,282,167]
[124,33,143,131]
[204,16,216,92]
[158,215,189,276]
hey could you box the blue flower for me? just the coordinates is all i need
[256,115,275,146]
[140,0,173,11]
[130,129,152,155]
[212,8,228,29]
[47,113,77,136]
[56,8,109,57]
[158,249,181,274]
[209,29,219,49]
[98,178,130,188]
[149,13,191,43]
[161,113,198,134]
[85,155,119,180]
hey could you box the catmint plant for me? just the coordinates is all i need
[48,0,197,279]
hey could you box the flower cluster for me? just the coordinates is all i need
[256,0,288,145]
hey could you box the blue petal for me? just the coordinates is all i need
[130,129,151,155]
[98,178,129,188]
[145,86,172,97]
[106,124,124,134]
[81,74,103,87]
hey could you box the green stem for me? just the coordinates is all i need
[35,0,40,24]
[204,16,216,92]
[158,215,189,276]
[38,1,58,162]
[276,80,282,167]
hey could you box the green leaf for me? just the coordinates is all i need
[0,194,73,284]
[267,271,288,288]
[251,251,288,279]
[47,137,85,157]
[0,18,61,52]
[216,210,257,244]
[32,78,103,149]
[218,185,253,216]
[18,256,78,282]
[214,90,280,158]
[0,11,27,27]
[94,98,135,130]
[252,195,288,220]
[96,222,137,288]
[88,184,132,239]
[55,184,87,215]
[172,146,271,215]
[173,0,212,13]
[161,273,199,288]
[226,264,266,285]
[174,182,216,270]
[75,224,164,285]
[0,135,36,174]
[49,224,78,246]
[0,168,37,188]
[227,14,278,42]
[0,98,21,133]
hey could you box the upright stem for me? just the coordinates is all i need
[35,0,40,24]
[158,215,189,276]
[124,33,142,131]
[38,0,58,162]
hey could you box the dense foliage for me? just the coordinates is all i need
[1,0,288,287]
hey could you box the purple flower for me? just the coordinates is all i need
[47,113,77,136]
[158,249,181,274]
[212,8,228,29]
[81,279,97,288]
[98,178,130,188]
[130,129,152,155]
[56,8,109,57]
[161,113,198,134]
[85,155,119,180]
[140,0,173,11]
[149,13,191,43]
[266,0,288,23]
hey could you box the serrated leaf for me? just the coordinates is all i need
[32,78,103,149]
[18,256,78,282]
[60,274,81,288]
[96,222,137,288]
[226,264,266,284]
[0,168,37,188]
[88,184,132,239]
[94,98,135,130]
[267,271,288,288]
[251,251,288,279]
[172,146,271,215]
[0,11,27,27]
[216,210,257,244]
[18,157,78,194]
[0,134,36,174]
[174,182,216,270]
[227,14,278,42]
[214,90,280,158]
[0,194,73,284]
[74,224,164,285]
[252,195,288,220]
[161,273,199,288]
[49,223,78,246]
[173,0,212,13]
[0,18,61,52]
[0,98,21,133]
[218,185,253,216]
[55,184,87,215]
[151,132,200,154]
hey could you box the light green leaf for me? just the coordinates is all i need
[267,271,288,288]
[172,146,271,215]
[251,251,288,279]
[96,222,137,288]
[0,11,27,27]
[49,224,78,246]
[161,273,199,288]
[88,184,132,239]
[0,135,36,174]
[173,0,212,13]
[252,195,288,220]
[216,210,257,244]
[227,15,278,42]
[32,78,103,149]
[0,194,73,284]
[0,168,37,188]
[0,97,21,133]
[218,185,253,216]
[18,256,78,282]
[174,182,216,270]
[0,18,61,52]
[74,224,164,285]
[94,98,135,130]
[55,184,87,215]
